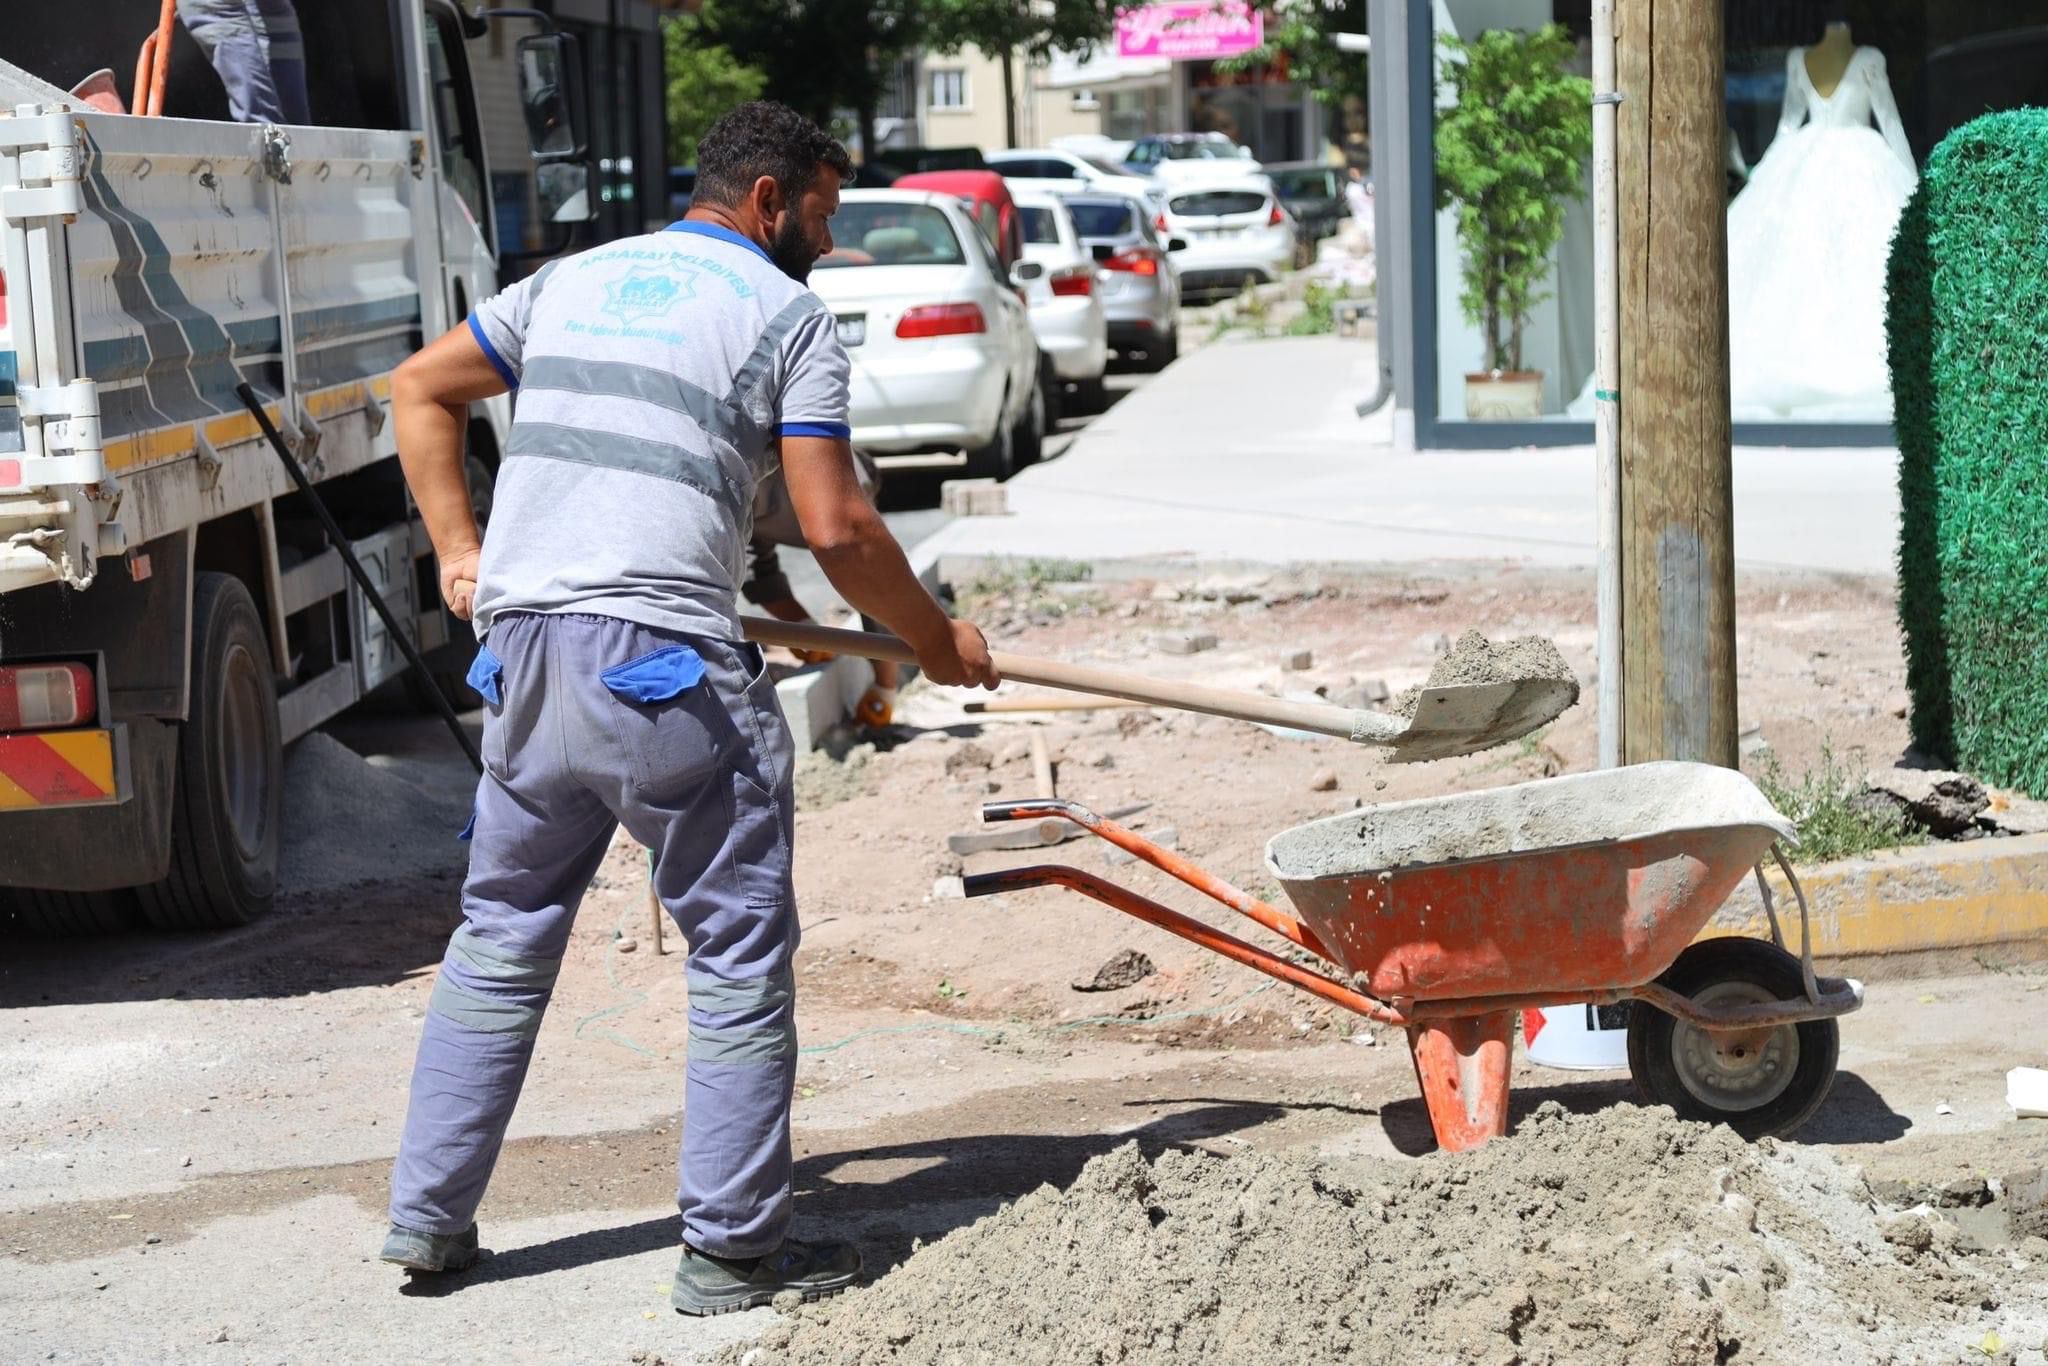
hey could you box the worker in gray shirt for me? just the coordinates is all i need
[378,101,998,1314]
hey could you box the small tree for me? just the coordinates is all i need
[662,18,766,168]
[1433,24,1591,373]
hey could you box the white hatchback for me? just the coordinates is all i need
[1158,180,1297,301]
[1012,191,1110,412]
[809,190,1045,479]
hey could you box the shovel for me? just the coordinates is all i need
[741,617,1576,762]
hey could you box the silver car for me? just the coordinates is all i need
[1063,191,1185,371]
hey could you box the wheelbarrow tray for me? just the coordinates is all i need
[1265,762,1795,1003]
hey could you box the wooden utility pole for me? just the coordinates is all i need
[1614,0,1739,767]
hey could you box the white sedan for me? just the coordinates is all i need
[809,190,1045,479]
[987,147,1165,214]
[1158,180,1298,301]
[1012,190,1110,412]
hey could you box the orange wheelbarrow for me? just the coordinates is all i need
[963,762,1864,1152]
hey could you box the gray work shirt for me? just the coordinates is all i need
[465,221,852,643]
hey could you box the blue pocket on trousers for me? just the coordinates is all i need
[599,645,706,704]
[466,644,504,706]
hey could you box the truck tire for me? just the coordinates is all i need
[3,887,137,937]
[136,574,283,930]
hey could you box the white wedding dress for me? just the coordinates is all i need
[1726,45,1918,421]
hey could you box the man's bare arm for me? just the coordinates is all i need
[779,435,997,688]
[392,325,509,619]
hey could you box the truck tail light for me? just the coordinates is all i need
[1104,248,1161,277]
[895,303,987,339]
[1049,268,1093,297]
[0,662,96,732]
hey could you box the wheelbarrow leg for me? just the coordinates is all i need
[1405,1010,1515,1152]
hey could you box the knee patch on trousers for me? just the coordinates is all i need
[686,966,796,1064]
[428,925,564,1039]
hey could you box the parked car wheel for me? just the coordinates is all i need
[1038,352,1064,436]
[1143,326,1180,373]
[965,394,1018,481]
[1014,377,1047,469]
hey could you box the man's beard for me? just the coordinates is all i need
[770,214,818,282]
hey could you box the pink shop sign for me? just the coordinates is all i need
[1115,2,1265,61]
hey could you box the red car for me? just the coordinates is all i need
[893,170,1024,272]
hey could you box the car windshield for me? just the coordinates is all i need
[816,203,965,268]
[1163,140,1252,160]
[1067,200,1137,237]
[1019,206,1062,244]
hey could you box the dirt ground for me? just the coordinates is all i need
[5,563,2045,1364]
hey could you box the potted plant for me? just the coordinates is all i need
[1434,23,1593,419]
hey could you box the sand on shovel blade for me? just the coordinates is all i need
[1393,630,1578,721]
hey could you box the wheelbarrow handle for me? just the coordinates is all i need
[972,799,1336,963]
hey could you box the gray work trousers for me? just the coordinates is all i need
[176,0,311,125]
[387,612,800,1258]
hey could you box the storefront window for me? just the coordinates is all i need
[1428,2,2048,431]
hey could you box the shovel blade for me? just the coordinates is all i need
[1387,678,1580,762]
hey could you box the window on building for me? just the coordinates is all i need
[1072,88,1101,112]
[929,69,969,110]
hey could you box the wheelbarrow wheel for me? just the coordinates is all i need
[1626,937,1839,1141]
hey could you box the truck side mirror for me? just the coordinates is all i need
[517,32,587,162]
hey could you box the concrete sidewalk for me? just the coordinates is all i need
[920,337,1902,577]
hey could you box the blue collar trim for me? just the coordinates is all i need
[666,219,773,264]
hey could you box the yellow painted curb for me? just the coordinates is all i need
[1705,831,2048,958]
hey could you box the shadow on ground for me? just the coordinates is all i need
[400,1095,1360,1295]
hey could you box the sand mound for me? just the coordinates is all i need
[724,1104,2044,1366]
[279,733,472,895]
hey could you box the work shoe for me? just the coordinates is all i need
[671,1237,862,1316]
[379,1222,480,1273]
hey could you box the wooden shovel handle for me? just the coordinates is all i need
[741,616,1402,745]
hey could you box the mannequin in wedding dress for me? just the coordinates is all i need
[1726,19,1917,420]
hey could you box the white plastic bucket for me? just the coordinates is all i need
[1522,1002,1632,1071]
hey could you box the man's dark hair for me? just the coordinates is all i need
[693,101,853,209]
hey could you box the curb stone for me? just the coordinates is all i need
[1705,831,2048,961]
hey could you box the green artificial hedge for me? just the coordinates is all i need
[1886,109,2048,798]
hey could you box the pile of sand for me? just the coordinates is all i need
[279,733,473,895]
[724,1105,2044,1366]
